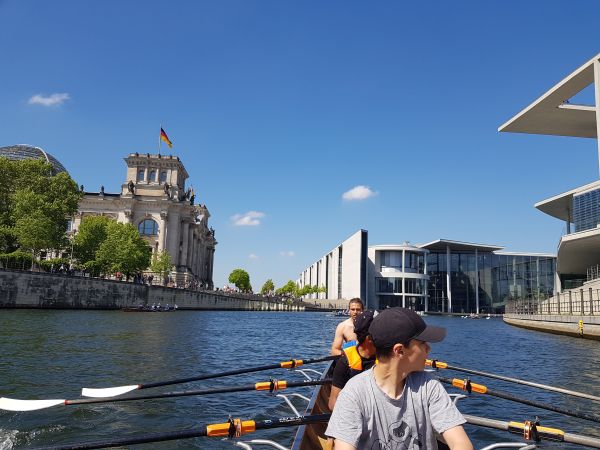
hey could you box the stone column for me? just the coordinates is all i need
[179,221,190,268]
[159,212,168,252]
[186,225,194,268]
[166,211,180,265]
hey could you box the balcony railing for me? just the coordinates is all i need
[506,287,600,316]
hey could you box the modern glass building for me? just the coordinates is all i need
[423,240,555,314]
[0,144,68,175]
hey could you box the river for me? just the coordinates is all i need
[1,310,599,449]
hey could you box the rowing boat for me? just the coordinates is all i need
[291,361,334,449]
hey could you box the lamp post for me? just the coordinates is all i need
[69,229,77,270]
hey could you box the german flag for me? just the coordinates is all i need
[160,127,173,148]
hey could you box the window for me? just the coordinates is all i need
[380,251,401,272]
[149,170,156,182]
[138,219,159,236]
[137,169,145,181]
[160,171,167,183]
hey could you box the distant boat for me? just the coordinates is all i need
[335,309,349,317]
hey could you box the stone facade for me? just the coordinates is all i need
[73,153,216,288]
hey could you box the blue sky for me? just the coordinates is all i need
[1,1,599,289]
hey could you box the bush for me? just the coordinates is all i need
[0,250,34,270]
[38,257,71,272]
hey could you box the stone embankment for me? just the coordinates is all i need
[0,270,305,311]
[503,314,600,340]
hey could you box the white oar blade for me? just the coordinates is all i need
[0,397,65,412]
[81,385,139,398]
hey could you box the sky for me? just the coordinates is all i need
[1,1,600,290]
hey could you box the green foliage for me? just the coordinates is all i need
[0,250,34,269]
[37,257,71,272]
[73,216,111,264]
[150,250,173,283]
[95,221,152,276]
[228,268,252,292]
[0,158,81,254]
[260,279,275,295]
[275,280,298,296]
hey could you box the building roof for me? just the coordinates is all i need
[498,52,600,138]
[418,239,503,252]
[557,227,600,275]
[535,179,600,221]
[0,144,68,175]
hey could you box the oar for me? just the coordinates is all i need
[427,359,600,403]
[465,413,600,448]
[438,376,600,424]
[27,413,331,450]
[81,354,337,397]
[0,378,331,412]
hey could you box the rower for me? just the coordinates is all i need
[328,310,377,410]
[326,307,473,450]
[330,298,364,355]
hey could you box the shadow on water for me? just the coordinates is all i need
[1,311,599,449]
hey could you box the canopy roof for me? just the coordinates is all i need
[535,179,600,221]
[418,239,503,253]
[499,53,600,138]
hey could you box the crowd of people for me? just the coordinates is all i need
[326,298,473,450]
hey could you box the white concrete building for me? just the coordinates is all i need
[500,52,600,293]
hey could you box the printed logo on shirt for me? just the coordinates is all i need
[370,420,423,449]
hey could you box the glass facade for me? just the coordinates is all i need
[426,251,555,313]
[0,144,67,175]
[573,188,600,232]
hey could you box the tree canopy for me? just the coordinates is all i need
[260,279,275,295]
[228,268,252,292]
[150,250,173,284]
[73,215,111,265]
[95,221,152,277]
[0,158,81,254]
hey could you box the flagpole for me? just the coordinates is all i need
[158,124,162,156]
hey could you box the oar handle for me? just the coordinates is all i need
[439,376,600,424]
[141,354,338,389]
[28,414,332,450]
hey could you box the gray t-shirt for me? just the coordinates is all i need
[326,368,465,449]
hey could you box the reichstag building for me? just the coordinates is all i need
[0,145,217,287]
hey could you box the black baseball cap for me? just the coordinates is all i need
[354,310,378,341]
[368,307,446,349]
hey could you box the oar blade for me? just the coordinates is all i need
[0,397,65,412]
[81,384,139,398]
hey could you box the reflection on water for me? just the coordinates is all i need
[1,311,599,449]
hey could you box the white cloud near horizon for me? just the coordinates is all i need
[280,251,295,257]
[28,93,70,107]
[249,253,259,259]
[342,185,378,201]
[231,211,265,226]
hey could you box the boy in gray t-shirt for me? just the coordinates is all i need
[325,307,472,450]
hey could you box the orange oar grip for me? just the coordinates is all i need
[280,359,303,369]
[255,380,288,391]
[206,419,256,437]
[426,359,448,369]
[450,378,488,394]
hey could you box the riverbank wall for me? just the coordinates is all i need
[503,314,600,340]
[0,269,304,311]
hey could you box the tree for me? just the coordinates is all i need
[276,280,298,296]
[228,268,252,292]
[73,215,111,265]
[95,221,151,277]
[260,279,275,295]
[150,250,173,284]
[0,158,81,254]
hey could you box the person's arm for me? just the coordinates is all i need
[330,323,344,355]
[441,426,473,450]
[328,385,341,411]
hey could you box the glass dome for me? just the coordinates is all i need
[0,144,68,175]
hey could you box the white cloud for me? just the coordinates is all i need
[280,251,295,257]
[231,211,265,226]
[28,93,70,107]
[342,185,378,201]
[249,253,259,259]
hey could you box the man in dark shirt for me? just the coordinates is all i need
[328,310,377,410]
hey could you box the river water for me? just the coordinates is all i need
[1,310,599,450]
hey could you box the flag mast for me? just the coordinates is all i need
[158,124,162,156]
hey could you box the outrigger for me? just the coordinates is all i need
[5,355,600,449]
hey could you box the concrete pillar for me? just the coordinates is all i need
[594,59,600,177]
[475,249,479,314]
[446,245,452,313]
